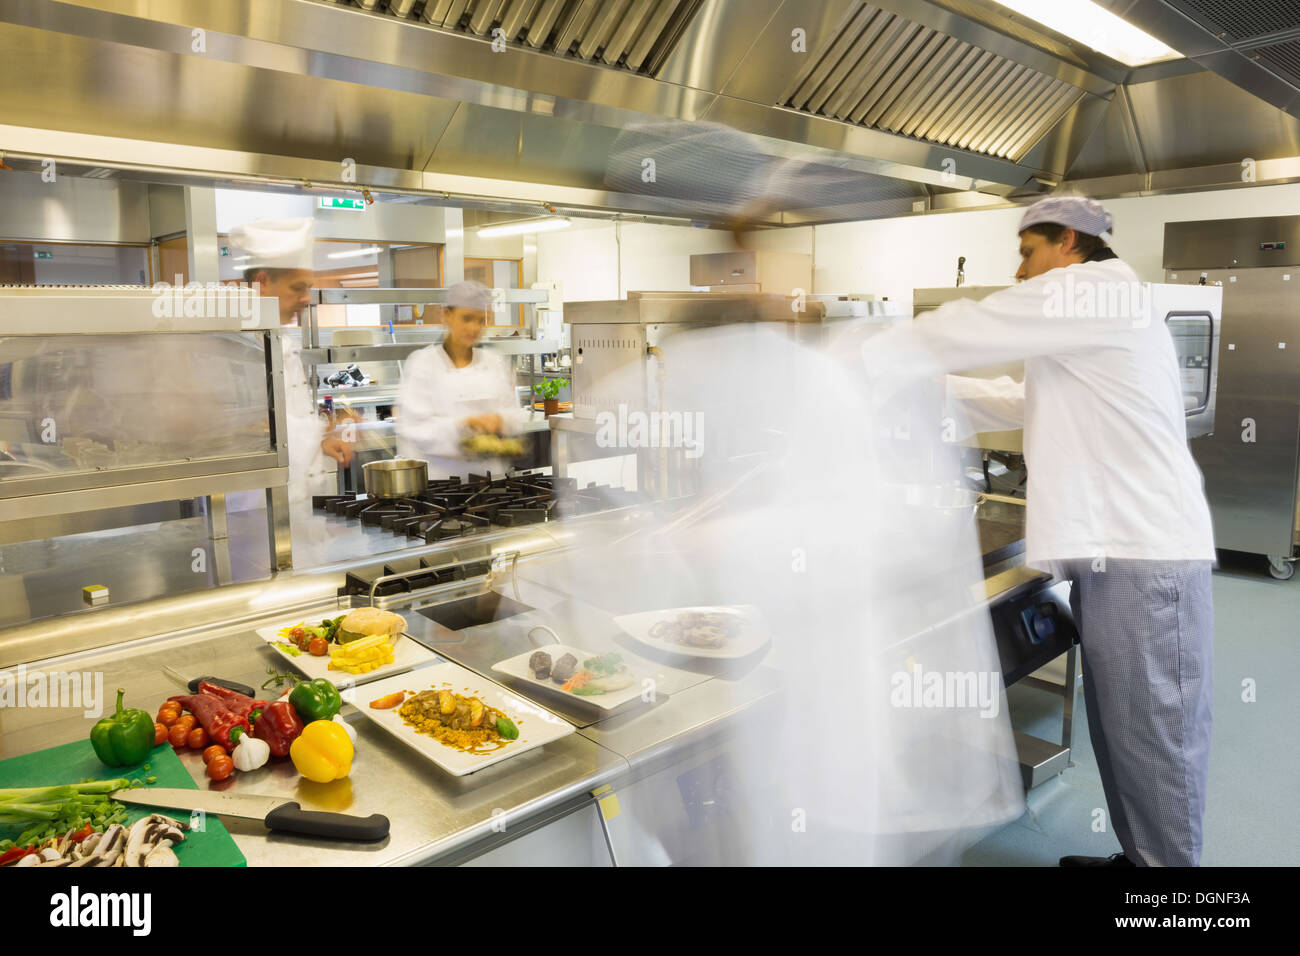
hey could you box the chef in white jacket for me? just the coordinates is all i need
[861,196,1215,868]
[228,218,353,506]
[395,280,525,479]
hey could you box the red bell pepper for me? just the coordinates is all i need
[252,699,303,757]
[196,681,259,719]
[168,693,250,751]
[0,845,36,866]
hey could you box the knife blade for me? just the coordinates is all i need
[110,788,390,842]
[161,665,257,699]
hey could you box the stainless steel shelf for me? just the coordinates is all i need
[310,288,549,306]
[303,338,559,363]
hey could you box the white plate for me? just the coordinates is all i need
[613,605,770,660]
[492,644,645,711]
[353,664,575,776]
[255,614,437,685]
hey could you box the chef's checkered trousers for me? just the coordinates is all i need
[1054,559,1214,866]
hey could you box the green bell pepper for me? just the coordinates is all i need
[89,688,156,767]
[288,678,342,724]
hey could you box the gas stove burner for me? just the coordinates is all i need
[313,471,638,549]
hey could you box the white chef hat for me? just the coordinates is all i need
[1019,195,1114,242]
[229,218,315,271]
[445,279,492,311]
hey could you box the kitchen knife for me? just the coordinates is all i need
[161,665,257,699]
[111,788,390,842]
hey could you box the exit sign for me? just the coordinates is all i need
[319,197,365,211]
[34,251,52,259]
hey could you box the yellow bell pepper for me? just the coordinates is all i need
[289,719,354,783]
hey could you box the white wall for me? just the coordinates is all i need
[536,219,737,301]
[736,182,1300,313]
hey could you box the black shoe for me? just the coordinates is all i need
[1059,852,1135,867]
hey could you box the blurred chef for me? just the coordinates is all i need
[228,217,353,503]
[395,280,524,479]
[861,196,1215,868]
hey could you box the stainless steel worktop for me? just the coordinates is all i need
[0,504,783,866]
[0,493,1033,866]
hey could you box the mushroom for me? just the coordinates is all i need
[142,844,179,867]
[124,815,186,868]
[69,823,126,867]
[122,816,187,868]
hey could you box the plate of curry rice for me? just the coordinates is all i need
[355,662,575,776]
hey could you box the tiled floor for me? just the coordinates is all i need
[964,551,1300,867]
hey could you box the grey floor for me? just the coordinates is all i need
[964,551,1300,866]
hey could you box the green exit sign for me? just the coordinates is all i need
[319,197,365,211]
[34,251,52,259]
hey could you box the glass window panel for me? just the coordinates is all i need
[0,332,272,481]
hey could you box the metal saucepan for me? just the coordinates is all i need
[891,483,986,520]
[363,458,428,499]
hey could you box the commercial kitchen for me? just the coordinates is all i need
[0,0,1297,872]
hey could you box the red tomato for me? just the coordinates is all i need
[156,707,180,727]
[186,727,210,750]
[168,724,189,748]
[202,744,226,765]
[206,755,234,781]
[153,722,168,746]
[175,714,196,733]
[308,636,328,656]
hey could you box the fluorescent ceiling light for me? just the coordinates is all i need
[326,245,382,260]
[989,0,1178,67]
[477,217,571,238]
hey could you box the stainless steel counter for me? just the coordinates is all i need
[0,599,628,866]
[0,497,1035,866]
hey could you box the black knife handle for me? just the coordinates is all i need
[264,802,390,842]
[188,676,258,698]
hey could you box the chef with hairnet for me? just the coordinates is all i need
[228,218,353,503]
[861,195,1215,867]
[395,279,525,480]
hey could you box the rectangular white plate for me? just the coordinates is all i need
[255,613,437,685]
[353,663,575,776]
[492,644,644,711]
[613,605,770,660]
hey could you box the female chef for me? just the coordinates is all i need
[395,280,525,479]
[861,196,1215,867]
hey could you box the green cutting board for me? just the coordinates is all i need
[0,740,246,867]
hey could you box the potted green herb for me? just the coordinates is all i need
[533,377,569,417]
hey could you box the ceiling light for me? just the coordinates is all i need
[326,246,382,260]
[989,0,1178,67]
[476,217,571,238]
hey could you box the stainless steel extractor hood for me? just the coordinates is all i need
[2,0,1300,224]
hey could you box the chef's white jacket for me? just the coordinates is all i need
[861,256,1215,569]
[281,332,338,504]
[395,344,526,480]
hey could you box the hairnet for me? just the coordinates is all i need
[445,279,492,311]
[1019,196,1114,242]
